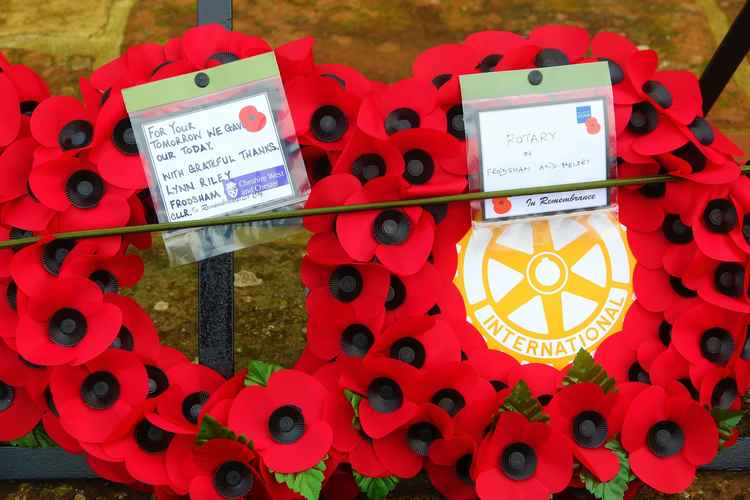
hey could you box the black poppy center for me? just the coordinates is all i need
[6,281,17,312]
[45,387,58,416]
[628,361,651,384]
[669,276,697,298]
[89,269,120,293]
[213,460,254,498]
[678,377,700,401]
[65,170,104,209]
[81,371,120,410]
[658,321,672,347]
[113,118,138,155]
[703,199,738,233]
[384,108,420,135]
[312,153,331,181]
[714,262,744,297]
[367,377,403,413]
[431,388,466,416]
[572,410,608,449]
[373,210,410,245]
[425,204,447,225]
[534,48,569,67]
[9,227,33,253]
[58,120,93,151]
[311,105,348,143]
[351,154,386,183]
[500,442,537,480]
[268,405,305,444]
[134,419,174,453]
[662,214,693,244]
[41,239,76,276]
[490,380,508,392]
[340,324,374,358]
[328,265,363,302]
[455,454,474,485]
[642,80,672,109]
[49,308,87,347]
[743,328,750,360]
[402,149,435,185]
[688,117,714,146]
[182,391,210,424]
[407,421,442,456]
[390,337,426,368]
[537,394,553,406]
[111,326,134,351]
[209,52,240,65]
[477,54,502,72]
[712,378,738,409]
[700,328,735,365]
[647,420,684,457]
[598,57,624,84]
[432,73,451,89]
[628,102,658,135]
[0,381,15,412]
[639,181,666,199]
[20,101,39,116]
[672,142,706,173]
[446,105,465,140]
[385,275,406,310]
[145,365,169,398]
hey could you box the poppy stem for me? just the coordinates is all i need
[4,165,749,250]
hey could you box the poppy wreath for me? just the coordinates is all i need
[0,22,749,500]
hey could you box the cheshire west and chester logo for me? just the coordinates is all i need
[455,212,634,368]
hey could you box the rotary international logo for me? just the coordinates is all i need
[455,212,634,367]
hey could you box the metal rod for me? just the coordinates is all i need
[2,168,749,250]
[197,0,235,378]
[699,0,750,114]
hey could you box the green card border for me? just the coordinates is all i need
[459,61,611,101]
[123,51,280,112]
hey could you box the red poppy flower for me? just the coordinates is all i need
[632,263,700,316]
[16,276,122,366]
[681,252,750,313]
[475,411,572,500]
[373,403,454,478]
[389,129,467,196]
[332,130,403,184]
[303,173,362,234]
[302,145,336,184]
[621,300,673,370]
[627,213,696,271]
[87,454,136,485]
[275,36,315,81]
[102,414,176,486]
[29,156,132,231]
[0,341,49,397]
[228,369,333,473]
[463,31,527,73]
[526,25,590,66]
[306,292,384,362]
[508,363,563,407]
[39,392,83,454]
[0,280,19,347]
[300,257,389,321]
[50,349,148,443]
[383,262,441,326]
[0,72,22,147]
[670,300,744,370]
[286,75,360,151]
[340,357,426,439]
[648,348,700,401]
[618,178,693,233]
[90,90,147,190]
[357,78,446,140]
[367,316,461,370]
[453,322,489,361]
[621,385,717,493]
[0,57,49,125]
[426,435,478,500]
[101,294,159,360]
[336,177,435,275]
[30,95,97,161]
[0,344,44,440]
[181,24,271,69]
[137,345,191,405]
[316,63,380,100]
[589,32,641,104]
[146,361,225,435]
[426,279,468,328]
[546,383,620,482]
[189,438,271,500]
[321,461,361,500]
[422,362,495,427]
[595,332,651,385]
[468,348,520,393]
[60,251,143,294]
[199,368,247,426]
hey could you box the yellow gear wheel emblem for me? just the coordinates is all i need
[455,212,634,368]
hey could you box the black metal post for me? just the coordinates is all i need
[196,0,235,379]
[699,0,750,114]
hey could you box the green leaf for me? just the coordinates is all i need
[353,472,399,500]
[344,389,362,418]
[273,457,327,500]
[563,349,617,393]
[9,425,57,448]
[501,380,549,422]
[712,407,745,448]
[580,440,635,500]
[196,415,253,448]
[244,360,283,387]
